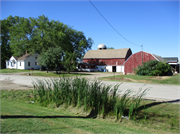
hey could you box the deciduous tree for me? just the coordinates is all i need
[62,51,77,74]
[37,47,63,73]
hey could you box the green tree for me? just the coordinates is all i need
[0,18,13,69]
[9,16,32,56]
[135,60,172,76]
[62,51,77,74]
[8,15,93,58]
[1,15,93,70]
[37,47,63,73]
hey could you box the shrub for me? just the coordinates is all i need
[135,60,172,76]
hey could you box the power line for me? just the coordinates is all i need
[89,0,141,47]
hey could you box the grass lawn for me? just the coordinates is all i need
[22,71,91,77]
[101,74,180,85]
[1,89,179,133]
[0,69,41,73]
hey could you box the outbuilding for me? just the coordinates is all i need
[163,57,179,73]
[124,51,165,74]
[83,44,132,72]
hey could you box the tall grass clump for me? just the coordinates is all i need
[32,76,148,121]
[128,88,149,120]
[115,89,131,121]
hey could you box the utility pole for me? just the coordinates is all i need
[141,45,143,65]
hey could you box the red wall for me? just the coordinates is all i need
[124,51,156,73]
[83,58,125,66]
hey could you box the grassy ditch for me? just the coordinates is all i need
[101,74,180,85]
[32,77,149,121]
[1,88,179,133]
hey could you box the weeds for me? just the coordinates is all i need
[32,76,148,121]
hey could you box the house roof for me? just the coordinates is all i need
[162,57,178,63]
[152,54,165,62]
[83,48,131,59]
[13,56,19,60]
[17,53,32,61]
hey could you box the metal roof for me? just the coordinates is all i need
[163,57,178,63]
[83,48,131,59]
[152,54,166,62]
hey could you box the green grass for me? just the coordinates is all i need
[32,77,149,120]
[101,74,180,85]
[0,69,39,73]
[1,89,179,133]
[23,72,91,77]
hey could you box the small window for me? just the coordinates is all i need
[8,62,9,66]
[35,62,37,65]
[11,62,13,67]
[35,56,37,59]
[20,62,21,66]
[28,62,30,66]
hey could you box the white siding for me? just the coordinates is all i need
[25,54,40,70]
[116,66,124,72]
[96,65,124,72]
[6,56,17,69]
[6,61,10,68]
[17,61,25,69]
[106,66,112,72]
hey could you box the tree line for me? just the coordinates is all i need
[1,15,94,73]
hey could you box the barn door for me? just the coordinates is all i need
[112,66,116,72]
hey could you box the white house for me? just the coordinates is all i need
[6,53,41,70]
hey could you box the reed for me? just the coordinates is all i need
[32,77,148,121]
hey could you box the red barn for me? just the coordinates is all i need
[83,44,132,72]
[124,51,165,74]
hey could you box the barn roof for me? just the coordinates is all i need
[152,54,165,62]
[83,48,131,59]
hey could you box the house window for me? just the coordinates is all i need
[7,62,9,66]
[35,56,37,59]
[28,62,30,66]
[20,62,21,66]
[35,62,37,65]
[12,60,16,66]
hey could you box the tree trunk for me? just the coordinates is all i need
[47,68,48,73]
[56,67,58,74]
[68,66,70,74]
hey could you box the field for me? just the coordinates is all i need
[1,84,179,133]
[101,74,180,85]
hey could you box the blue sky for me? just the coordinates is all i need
[1,0,179,58]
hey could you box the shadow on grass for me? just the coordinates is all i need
[1,100,179,119]
[1,108,98,119]
[137,99,180,112]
